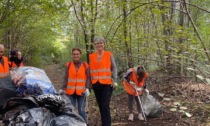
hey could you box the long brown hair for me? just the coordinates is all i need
[137,66,145,82]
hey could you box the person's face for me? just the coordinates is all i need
[95,41,104,52]
[72,50,81,62]
[17,52,22,59]
[0,47,4,57]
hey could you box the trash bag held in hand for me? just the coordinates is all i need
[141,94,162,118]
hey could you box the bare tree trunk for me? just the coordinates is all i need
[90,0,98,54]
[160,2,171,73]
[123,0,133,68]
[177,0,184,75]
[183,0,210,62]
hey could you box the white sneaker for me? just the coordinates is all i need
[138,113,144,121]
[128,113,134,121]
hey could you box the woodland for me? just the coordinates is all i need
[1,0,210,125]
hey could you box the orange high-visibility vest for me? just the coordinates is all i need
[89,51,112,85]
[0,56,9,78]
[9,61,24,68]
[65,61,88,96]
[123,68,148,95]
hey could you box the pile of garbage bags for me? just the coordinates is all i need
[0,67,86,126]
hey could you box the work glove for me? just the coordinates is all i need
[129,81,136,86]
[58,89,65,95]
[144,88,149,95]
[111,82,118,90]
[136,87,142,92]
[85,88,90,97]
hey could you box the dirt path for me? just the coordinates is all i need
[43,64,64,91]
[44,64,210,126]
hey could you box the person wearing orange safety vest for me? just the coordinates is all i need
[59,48,91,122]
[9,50,24,69]
[123,66,149,121]
[89,36,118,126]
[0,44,9,78]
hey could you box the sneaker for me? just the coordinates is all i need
[128,113,134,121]
[138,113,144,121]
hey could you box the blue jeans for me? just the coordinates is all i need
[67,94,86,121]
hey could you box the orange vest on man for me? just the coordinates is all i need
[65,62,88,96]
[9,61,24,68]
[0,56,9,78]
[89,51,112,85]
[123,68,148,95]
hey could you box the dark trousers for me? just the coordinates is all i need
[93,82,113,126]
[128,93,141,113]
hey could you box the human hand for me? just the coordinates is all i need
[111,82,118,90]
[129,81,135,86]
[85,88,90,97]
[58,89,65,95]
[144,89,149,95]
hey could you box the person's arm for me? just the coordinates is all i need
[110,54,117,82]
[85,66,91,89]
[123,68,132,83]
[61,67,68,90]
[143,72,149,89]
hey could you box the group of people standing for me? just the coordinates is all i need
[60,36,149,126]
[0,44,24,78]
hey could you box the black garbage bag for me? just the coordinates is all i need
[8,107,55,126]
[35,94,66,113]
[48,94,86,125]
[59,94,75,113]
[142,94,163,118]
[1,96,39,122]
[49,114,86,126]
[0,75,18,107]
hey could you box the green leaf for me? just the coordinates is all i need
[158,92,165,97]
[178,110,185,113]
[196,75,204,80]
[163,98,171,101]
[206,78,210,85]
[180,106,187,110]
[185,112,192,117]
[187,68,195,71]
[170,108,177,112]
[173,102,181,106]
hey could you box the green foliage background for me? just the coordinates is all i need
[0,0,209,83]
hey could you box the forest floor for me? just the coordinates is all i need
[44,64,210,126]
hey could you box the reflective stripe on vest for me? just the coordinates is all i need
[68,78,86,83]
[89,51,112,85]
[65,61,87,96]
[66,85,85,90]
[91,76,112,80]
[90,68,111,73]
[0,56,9,78]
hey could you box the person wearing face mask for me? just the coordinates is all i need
[0,44,9,78]
[9,49,24,68]
[59,48,91,122]
[89,36,118,126]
